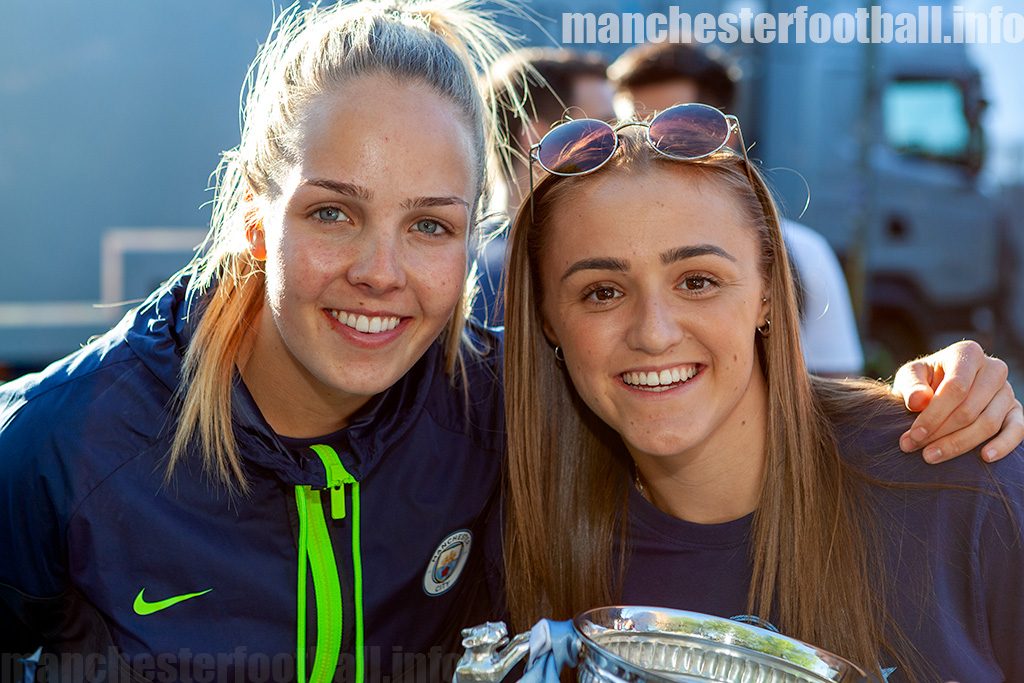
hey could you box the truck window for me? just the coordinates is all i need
[883,79,971,163]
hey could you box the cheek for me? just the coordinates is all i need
[408,244,467,314]
[264,231,329,303]
[561,319,616,393]
[261,231,288,306]
[713,312,760,388]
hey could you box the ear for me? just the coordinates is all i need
[245,219,267,262]
[243,192,267,261]
[541,316,560,348]
[758,293,770,326]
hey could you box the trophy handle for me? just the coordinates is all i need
[452,621,531,682]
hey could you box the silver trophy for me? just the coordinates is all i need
[454,606,870,682]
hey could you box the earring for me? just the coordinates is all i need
[553,346,565,363]
[757,319,771,337]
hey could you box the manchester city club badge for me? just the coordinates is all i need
[423,529,472,596]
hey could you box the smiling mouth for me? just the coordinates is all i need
[621,364,701,392]
[328,309,402,334]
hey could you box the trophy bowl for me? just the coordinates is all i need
[453,606,870,683]
[573,606,868,682]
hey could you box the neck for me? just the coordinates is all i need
[632,368,769,525]
[238,306,370,438]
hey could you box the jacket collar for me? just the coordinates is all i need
[126,276,441,487]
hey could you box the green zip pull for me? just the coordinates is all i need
[306,444,365,683]
[310,444,357,520]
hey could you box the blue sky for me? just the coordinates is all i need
[966,0,1024,182]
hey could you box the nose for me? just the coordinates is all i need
[625,291,685,355]
[346,226,406,293]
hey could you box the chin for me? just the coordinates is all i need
[623,430,703,459]
[314,364,403,399]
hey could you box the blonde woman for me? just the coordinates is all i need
[501,105,1024,681]
[0,2,520,681]
[0,3,1016,681]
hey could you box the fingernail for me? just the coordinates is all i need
[912,427,928,441]
[900,435,915,452]
[984,447,997,462]
[923,446,942,463]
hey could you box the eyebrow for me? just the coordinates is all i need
[303,178,371,200]
[560,243,736,282]
[661,244,737,265]
[561,257,629,282]
[301,178,468,210]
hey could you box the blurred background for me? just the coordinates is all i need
[0,0,1021,385]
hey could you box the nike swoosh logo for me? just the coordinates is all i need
[133,587,212,615]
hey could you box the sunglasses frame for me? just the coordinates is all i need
[529,102,747,177]
[525,103,755,223]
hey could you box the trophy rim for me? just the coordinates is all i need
[571,605,870,683]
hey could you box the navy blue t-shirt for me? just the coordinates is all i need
[619,421,1024,682]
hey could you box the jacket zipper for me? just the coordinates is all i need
[294,445,365,683]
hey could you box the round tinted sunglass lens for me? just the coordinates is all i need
[536,119,617,174]
[648,104,730,159]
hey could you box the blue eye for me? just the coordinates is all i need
[413,219,447,236]
[314,207,347,223]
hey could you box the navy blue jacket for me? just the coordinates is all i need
[0,279,505,682]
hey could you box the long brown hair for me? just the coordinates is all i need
[502,132,913,677]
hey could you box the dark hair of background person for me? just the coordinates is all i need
[486,47,610,147]
[607,41,740,111]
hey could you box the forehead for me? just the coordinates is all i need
[543,164,759,266]
[290,74,478,197]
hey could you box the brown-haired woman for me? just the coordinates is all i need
[501,106,1024,682]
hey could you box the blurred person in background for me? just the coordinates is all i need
[474,47,614,325]
[609,40,865,378]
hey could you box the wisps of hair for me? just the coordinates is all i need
[166,0,531,494]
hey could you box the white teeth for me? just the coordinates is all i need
[330,310,401,334]
[622,365,699,388]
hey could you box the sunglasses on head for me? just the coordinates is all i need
[529,102,748,177]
